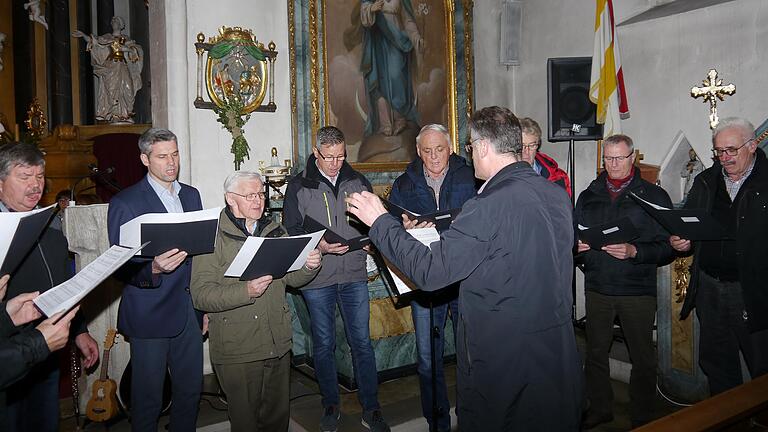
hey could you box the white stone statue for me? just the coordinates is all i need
[23,0,49,30]
[680,147,703,202]
[72,16,143,124]
[0,33,6,72]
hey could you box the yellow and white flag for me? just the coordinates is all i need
[589,0,629,138]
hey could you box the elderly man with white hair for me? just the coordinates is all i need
[191,171,321,432]
[671,117,768,396]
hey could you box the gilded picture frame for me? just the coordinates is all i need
[289,0,475,173]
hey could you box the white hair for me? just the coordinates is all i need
[223,171,263,193]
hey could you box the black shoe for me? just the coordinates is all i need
[320,405,340,432]
[582,411,613,430]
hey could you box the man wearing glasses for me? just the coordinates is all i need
[575,134,674,429]
[347,106,582,431]
[191,171,321,431]
[283,126,390,432]
[670,117,768,396]
[519,117,571,197]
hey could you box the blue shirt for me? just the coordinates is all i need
[146,174,183,213]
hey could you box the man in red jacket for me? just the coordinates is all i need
[519,117,572,197]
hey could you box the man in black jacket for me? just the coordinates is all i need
[670,117,768,395]
[0,143,99,431]
[0,273,79,390]
[576,134,674,429]
[347,106,582,431]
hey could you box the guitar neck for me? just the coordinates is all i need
[99,349,110,380]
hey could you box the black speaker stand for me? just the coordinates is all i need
[568,125,579,324]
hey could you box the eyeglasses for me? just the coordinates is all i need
[464,137,483,154]
[711,138,754,158]
[228,191,266,202]
[316,149,346,163]
[521,141,540,152]
[603,153,634,163]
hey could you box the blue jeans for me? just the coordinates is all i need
[411,289,459,432]
[302,281,380,411]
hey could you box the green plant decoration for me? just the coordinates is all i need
[213,97,251,170]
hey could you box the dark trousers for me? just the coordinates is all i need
[130,303,202,432]
[585,291,657,426]
[4,354,60,432]
[411,289,459,432]
[214,353,291,432]
[696,272,768,395]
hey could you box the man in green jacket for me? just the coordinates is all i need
[191,171,321,432]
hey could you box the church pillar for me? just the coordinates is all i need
[149,0,191,184]
[48,0,73,126]
[129,1,150,124]
[75,0,94,124]
[95,0,114,36]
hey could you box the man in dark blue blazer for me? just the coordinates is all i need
[107,128,203,431]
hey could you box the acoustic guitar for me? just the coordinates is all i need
[86,329,120,422]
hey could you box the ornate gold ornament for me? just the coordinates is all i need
[194,27,279,169]
[259,147,292,200]
[672,256,692,303]
[690,69,735,130]
[25,98,48,141]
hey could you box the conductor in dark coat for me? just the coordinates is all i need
[346,106,582,431]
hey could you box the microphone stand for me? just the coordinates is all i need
[428,297,438,432]
[71,167,120,203]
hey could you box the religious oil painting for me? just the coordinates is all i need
[324,0,451,166]
[290,0,472,172]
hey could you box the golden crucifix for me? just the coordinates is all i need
[690,69,735,130]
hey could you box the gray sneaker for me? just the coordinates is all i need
[361,410,390,432]
[320,405,340,432]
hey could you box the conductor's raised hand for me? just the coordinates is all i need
[304,249,322,270]
[152,248,188,274]
[318,238,349,255]
[37,305,79,353]
[247,275,274,299]
[6,291,42,326]
[670,235,691,252]
[346,191,387,227]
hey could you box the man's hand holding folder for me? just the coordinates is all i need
[302,215,370,253]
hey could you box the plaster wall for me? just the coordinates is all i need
[474,0,768,318]
[158,0,293,208]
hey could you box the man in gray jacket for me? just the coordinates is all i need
[346,107,582,431]
[284,126,389,432]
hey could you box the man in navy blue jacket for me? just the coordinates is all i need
[347,107,582,431]
[107,128,203,432]
[388,124,475,432]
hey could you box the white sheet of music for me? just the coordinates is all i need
[385,227,440,294]
[118,207,222,249]
[33,244,143,317]
[0,204,55,269]
[224,230,325,278]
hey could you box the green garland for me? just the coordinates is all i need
[213,98,251,170]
